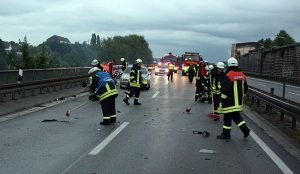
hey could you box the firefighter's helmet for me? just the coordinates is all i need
[136,58,143,63]
[216,62,225,69]
[91,59,99,66]
[120,58,125,61]
[227,57,238,67]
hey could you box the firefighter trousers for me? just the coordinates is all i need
[168,70,174,82]
[100,95,117,123]
[128,86,141,101]
[222,111,249,136]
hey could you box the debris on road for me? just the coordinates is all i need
[193,131,210,137]
[199,149,216,154]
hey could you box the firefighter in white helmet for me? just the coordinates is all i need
[120,57,128,71]
[123,58,143,105]
[217,57,250,139]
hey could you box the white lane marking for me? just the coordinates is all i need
[288,92,300,97]
[152,91,160,98]
[89,122,129,155]
[250,130,294,174]
[257,83,267,87]
[247,77,300,89]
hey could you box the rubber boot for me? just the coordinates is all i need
[217,129,231,139]
[240,125,251,138]
[110,116,116,123]
[100,117,111,125]
[123,97,130,105]
[134,99,141,105]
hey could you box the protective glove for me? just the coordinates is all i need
[89,93,98,101]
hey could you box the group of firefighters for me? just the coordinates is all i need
[86,56,250,140]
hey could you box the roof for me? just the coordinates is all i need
[46,35,71,43]
[235,42,258,48]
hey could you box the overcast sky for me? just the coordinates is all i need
[1,0,299,62]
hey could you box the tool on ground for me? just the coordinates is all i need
[207,73,220,119]
[65,100,91,117]
[72,85,88,97]
[193,130,210,137]
[186,107,191,113]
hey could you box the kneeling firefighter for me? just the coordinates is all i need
[89,68,118,125]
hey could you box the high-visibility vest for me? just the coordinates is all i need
[168,64,175,70]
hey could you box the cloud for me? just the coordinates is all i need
[1,0,300,62]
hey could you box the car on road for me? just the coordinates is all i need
[154,64,168,75]
[119,65,151,90]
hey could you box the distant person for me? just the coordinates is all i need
[186,64,195,83]
[217,57,250,139]
[167,62,175,82]
[194,62,205,101]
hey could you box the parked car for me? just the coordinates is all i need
[119,65,151,90]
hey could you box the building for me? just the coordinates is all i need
[231,42,258,57]
[46,35,71,44]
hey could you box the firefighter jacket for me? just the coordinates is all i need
[195,65,204,87]
[211,70,224,95]
[129,64,142,88]
[219,68,248,113]
[186,65,196,75]
[122,61,128,71]
[90,71,118,101]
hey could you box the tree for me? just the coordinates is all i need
[34,45,52,68]
[272,30,296,47]
[90,33,97,48]
[7,51,20,70]
[20,36,34,69]
[0,38,7,69]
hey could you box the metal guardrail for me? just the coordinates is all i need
[245,72,300,86]
[0,75,88,101]
[247,86,300,128]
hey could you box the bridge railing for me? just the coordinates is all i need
[0,67,90,85]
[247,86,300,129]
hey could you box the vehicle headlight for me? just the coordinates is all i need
[175,66,178,70]
[165,69,169,73]
[155,68,159,72]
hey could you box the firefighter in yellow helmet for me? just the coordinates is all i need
[217,57,250,139]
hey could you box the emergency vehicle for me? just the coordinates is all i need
[160,52,179,73]
[181,52,203,76]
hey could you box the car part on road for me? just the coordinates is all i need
[193,130,210,137]
[65,100,91,117]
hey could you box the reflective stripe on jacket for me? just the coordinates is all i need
[90,71,118,101]
[129,64,142,88]
[218,70,248,113]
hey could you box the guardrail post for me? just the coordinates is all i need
[268,88,274,112]
[46,86,50,93]
[256,99,260,107]
[282,82,286,99]
[12,92,16,100]
[31,89,35,96]
[21,90,26,98]
[251,96,255,104]
[280,112,284,121]
[292,117,296,129]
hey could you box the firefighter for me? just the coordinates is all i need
[211,62,225,121]
[217,57,251,139]
[186,64,195,83]
[195,62,205,101]
[167,62,175,82]
[200,65,212,103]
[123,58,143,105]
[89,68,118,125]
[106,59,116,75]
[121,57,128,71]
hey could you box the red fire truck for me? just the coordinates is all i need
[159,52,179,73]
[181,52,203,76]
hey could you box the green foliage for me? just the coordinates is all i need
[7,51,21,70]
[34,45,52,68]
[272,30,296,47]
[94,34,153,64]
[0,38,7,70]
[20,36,35,69]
